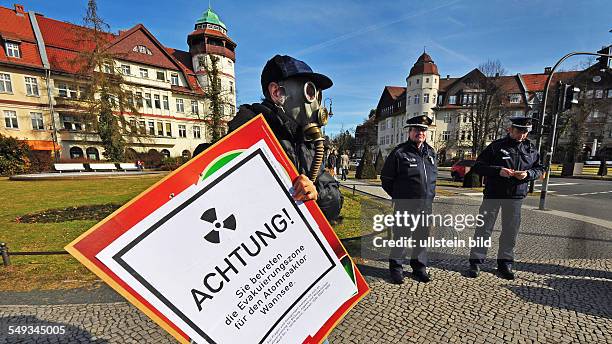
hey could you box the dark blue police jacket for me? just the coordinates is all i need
[473,135,545,199]
[381,140,437,200]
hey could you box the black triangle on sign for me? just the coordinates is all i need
[204,230,220,244]
[223,215,236,231]
[201,208,217,223]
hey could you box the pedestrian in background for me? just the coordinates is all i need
[340,150,350,181]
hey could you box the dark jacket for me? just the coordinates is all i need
[473,135,545,199]
[227,100,343,221]
[381,140,437,200]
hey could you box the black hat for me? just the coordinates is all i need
[404,115,433,129]
[261,55,333,94]
[509,116,538,131]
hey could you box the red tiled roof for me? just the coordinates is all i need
[385,86,406,99]
[521,71,580,92]
[408,52,439,77]
[438,77,459,92]
[188,28,236,47]
[0,5,43,68]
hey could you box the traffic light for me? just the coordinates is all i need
[562,84,580,111]
[597,46,611,70]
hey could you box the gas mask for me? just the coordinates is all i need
[273,77,331,181]
[274,77,330,141]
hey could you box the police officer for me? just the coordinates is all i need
[466,116,545,280]
[381,115,437,283]
[227,55,343,223]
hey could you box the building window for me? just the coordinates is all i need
[133,45,152,55]
[5,42,20,58]
[607,89,612,98]
[31,112,44,130]
[171,73,179,86]
[69,147,83,159]
[416,79,419,84]
[103,63,112,74]
[414,94,419,104]
[135,92,143,107]
[191,100,199,115]
[193,125,201,139]
[432,94,437,104]
[157,122,164,136]
[0,73,13,93]
[86,147,99,160]
[154,94,161,108]
[595,89,603,99]
[163,95,169,110]
[586,90,593,99]
[443,113,451,123]
[176,99,184,112]
[58,83,78,98]
[148,121,155,135]
[161,149,170,158]
[509,94,521,103]
[4,110,18,129]
[229,81,234,94]
[442,131,450,141]
[156,71,165,81]
[165,122,172,137]
[182,150,191,158]
[61,115,83,131]
[144,93,152,108]
[22,77,39,96]
[140,68,149,78]
[467,131,472,141]
[121,65,131,75]
[178,124,186,138]
[423,94,429,103]
[448,95,456,104]
[425,78,429,83]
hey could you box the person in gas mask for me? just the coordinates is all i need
[227,55,343,223]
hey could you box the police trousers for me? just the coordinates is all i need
[389,200,432,272]
[469,198,523,267]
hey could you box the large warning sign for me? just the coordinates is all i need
[66,116,369,344]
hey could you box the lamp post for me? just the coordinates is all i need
[536,51,612,210]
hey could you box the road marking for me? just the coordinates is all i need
[557,190,612,197]
[523,205,612,230]
[534,182,579,187]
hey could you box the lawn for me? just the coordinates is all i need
[0,176,379,291]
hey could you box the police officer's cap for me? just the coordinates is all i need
[261,55,333,94]
[404,115,433,129]
[509,116,538,131]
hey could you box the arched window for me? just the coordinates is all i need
[86,147,99,160]
[181,150,191,159]
[148,149,158,154]
[125,148,138,160]
[70,146,83,159]
[161,149,170,158]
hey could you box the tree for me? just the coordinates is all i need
[65,0,141,161]
[0,134,30,176]
[199,55,233,143]
[464,60,511,156]
[356,143,377,179]
[332,129,355,156]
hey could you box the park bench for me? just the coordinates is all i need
[118,163,140,171]
[53,163,86,173]
[88,163,118,172]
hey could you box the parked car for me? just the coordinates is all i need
[451,159,477,181]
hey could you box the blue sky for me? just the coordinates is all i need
[8,0,612,135]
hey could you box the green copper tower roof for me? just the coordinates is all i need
[195,7,227,30]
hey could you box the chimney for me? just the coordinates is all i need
[544,67,552,74]
[446,74,450,80]
[14,4,25,14]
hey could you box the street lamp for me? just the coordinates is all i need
[536,50,612,210]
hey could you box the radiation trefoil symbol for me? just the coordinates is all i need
[200,208,236,244]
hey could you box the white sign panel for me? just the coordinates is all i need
[97,141,357,344]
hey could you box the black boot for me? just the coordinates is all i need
[412,269,431,283]
[497,264,515,280]
[466,263,480,278]
[389,267,404,284]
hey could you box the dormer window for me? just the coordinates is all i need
[509,94,521,103]
[5,42,20,58]
[132,45,152,55]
